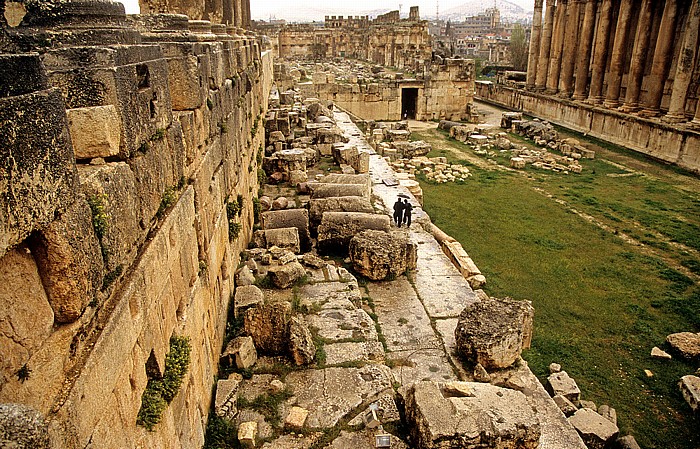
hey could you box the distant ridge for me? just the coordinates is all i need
[438,0,532,22]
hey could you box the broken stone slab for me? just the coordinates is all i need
[221,336,258,370]
[679,375,700,414]
[235,410,274,441]
[238,421,258,448]
[309,183,369,199]
[568,408,619,449]
[244,301,292,355]
[289,316,316,366]
[307,308,378,343]
[317,212,391,255]
[326,429,408,449]
[215,374,242,419]
[235,285,265,318]
[473,363,491,383]
[262,209,311,252]
[298,282,362,310]
[387,349,457,385]
[650,346,672,360]
[284,406,309,430]
[308,196,374,229]
[284,365,393,428]
[0,403,50,449]
[553,394,578,416]
[253,227,301,253]
[300,253,326,269]
[259,433,323,448]
[454,297,535,370]
[268,260,306,288]
[547,371,581,406]
[236,265,256,286]
[580,400,597,412]
[666,332,700,361]
[402,381,541,449]
[617,435,642,449]
[349,230,417,281]
[318,173,371,188]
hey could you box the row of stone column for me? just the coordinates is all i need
[526,0,700,125]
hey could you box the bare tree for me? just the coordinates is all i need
[510,24,528,71]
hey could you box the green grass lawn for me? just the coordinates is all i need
[417,131,700,449]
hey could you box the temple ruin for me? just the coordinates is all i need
[477,0,700,173]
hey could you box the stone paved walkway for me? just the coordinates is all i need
[334,110,587,449]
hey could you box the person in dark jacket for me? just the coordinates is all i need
[402,199,413,227]
[393,198,404,226]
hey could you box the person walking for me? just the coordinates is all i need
[402,199,413,227]
[393,197,404,227]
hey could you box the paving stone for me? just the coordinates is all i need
[366,278,441,352]
[324,341,385,365]
[387,349,457,385]
[284,365,393,428]
[260,433,322,449]
[325,429,408,449]
[298,281,361,309]
[307,307,377,343]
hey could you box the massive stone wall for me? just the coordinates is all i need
[0,2,272,447]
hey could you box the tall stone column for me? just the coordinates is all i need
[620,0,655,112]
[546,0,568,93]
[527,0,545,89]
[641,0,679,116]
[558,0,583,96]
[535,0,556,90]
[603,0,634,108]
[572,0,597,100]
[665,0,700,122]
[587,0,614,104]
[233,0,242,28]
[693,97,700,126]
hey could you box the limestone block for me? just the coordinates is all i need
[244,301,292,355]
[568,408,619,449]
[284,406,309,430]
[271,197,288,210]
[0,403,50,449]
[455,297,535,370]
[238,421,257,448]
[308,196,374,229]
[222,336,258,370]
[349,230,417,281]
[254,228,300,253]
[666,332,700,361]
[597,405,617,425]
[66,106,121,159]
[317,212,391,255]
[289,316,315,366]
[402,381,540,449]
[0,88,77,258]
[310,183,369,199]
[30,194,103,323]
[580,400,597,411]
[546,371,581,406]
[214,375,242,419]
[679,375,700,414]
[0,54,48,97]
[261,209,311,251]
[234,285,264,318]
[0,247,54,386]
[617,435,642,449]
[553,394,578,416]
[268,261,306,288]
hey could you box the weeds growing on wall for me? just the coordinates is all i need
[137,336,191,430]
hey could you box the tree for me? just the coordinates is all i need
[509,24,528,71]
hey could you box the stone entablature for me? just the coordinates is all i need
[0,1,272,447]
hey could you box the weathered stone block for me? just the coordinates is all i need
[568,408,619,449]
[679,375,700,414]
[455,297,535,370]
[234,285,264,318]
[289,316,315,366]
[403,381,540,449]
[0,403,50,449]
[221,336,257,370]
[268,261,306,288]
[0,88,77,258]
[253,228,300,253]
[547,371,581,406]
[284,406,309,430]
[666,332,700,361]
[244,301,292,355]
[0,247,54,387]
[30,195,103,323]
[308,196,374,229]
[261,209,311,251]
[349,230,417,280]
[553,394,578,417]
[238,421,257,448]
[66,106,121,159]
[214,375,242,419]
[317,212,391,255]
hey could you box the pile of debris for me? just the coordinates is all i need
[390,156,472,184]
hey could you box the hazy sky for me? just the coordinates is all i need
[117,0,534,18]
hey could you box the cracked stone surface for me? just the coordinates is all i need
[324,341,385,365]
[284,365,393,428]
[387,349,457,384]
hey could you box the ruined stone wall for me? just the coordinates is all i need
[475,82,700,173]
[0,4,272,447]
[139,0,251,28]
[304,58,476,122]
